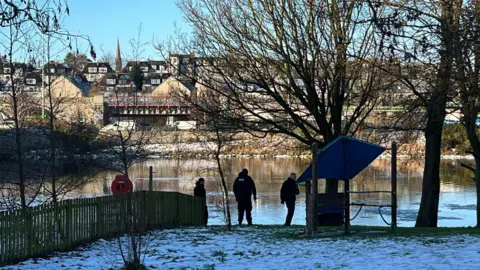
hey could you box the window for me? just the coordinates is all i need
[88,67,98,73]
[171,57,178,64]
[107,86,115,91]
[128,67,133,71]
[151,65,157,70]
[88,74,96,81]
[151,79,161,85]
[50,68,55,73]
[140,66,149,72]
[106,78,116,85]
[119,79,127,85]
[99,67,108,73]
[4,68,11,73]
[26,78,36,85]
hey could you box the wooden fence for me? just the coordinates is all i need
[0,191,205,266]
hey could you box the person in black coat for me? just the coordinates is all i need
[194,178,208,225]
[280,173,299,226]
[233,168,257,225]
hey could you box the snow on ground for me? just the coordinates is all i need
[4,227,480,270]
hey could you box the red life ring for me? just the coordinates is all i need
[111,175,133,195]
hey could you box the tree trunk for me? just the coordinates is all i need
[215,135,231,229]
[325,179,339,194]
[415,110,444,227]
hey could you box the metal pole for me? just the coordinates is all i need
[149,166,153,192]
[311,142,318,234]
[391,142,397,233]
[41,32,45,119]
[344,179,350,234]
[305,179,312,235]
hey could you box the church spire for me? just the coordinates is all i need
[115,38,122,73]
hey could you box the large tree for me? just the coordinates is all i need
[167,0,390,194]
[454,0,480,227]
[368,0,463,227]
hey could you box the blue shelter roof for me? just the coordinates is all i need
[297,136,386,183]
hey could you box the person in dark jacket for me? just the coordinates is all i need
[194,178,208,225]
[280,173,299,226]
[233,168,257,225]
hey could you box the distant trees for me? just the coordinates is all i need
[129,64,144,92]
[64,52,89,74]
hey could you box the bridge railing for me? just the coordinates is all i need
[105,94,189,106]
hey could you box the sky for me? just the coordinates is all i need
[61,0,191,61]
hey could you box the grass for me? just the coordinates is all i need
[270,225,480,240]
[203,224,480,241]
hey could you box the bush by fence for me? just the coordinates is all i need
[0,191,205,266]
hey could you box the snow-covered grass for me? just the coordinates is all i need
[5,226,480,270]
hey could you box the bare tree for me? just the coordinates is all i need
[193,89,237,229]
[453,1,480,228]
[0,18,45,209]
[160,0,390,195]
[368,0,463,227]
[99,45,115,68]
[129,23,149,62]
[96,91,158,269]
[34,2,97,204]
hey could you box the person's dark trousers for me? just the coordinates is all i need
[285,200,295,226]
[238,200,253,225]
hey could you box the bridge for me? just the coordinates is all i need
[105,93,193,116]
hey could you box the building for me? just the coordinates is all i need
[123,61,154,74]
[24,72,43,92]
[167,54,196,78]
[48,74,95,123]
[0,63,29,93]
[43,62,69,84]
[152,76,195,97]
[148,60,168,74]
[82,62,114,83]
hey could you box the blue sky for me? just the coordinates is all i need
[63,0,190,61]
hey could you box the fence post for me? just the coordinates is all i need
[391,141,398,233]
[311,142,318,235]
[149,166,153,192]
[96,197,102,238]
[66,200,72,249]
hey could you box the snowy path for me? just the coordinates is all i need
[3,227,480,270]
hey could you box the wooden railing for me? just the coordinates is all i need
[0,191,205,266]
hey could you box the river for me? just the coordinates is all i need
[73,158,477,227]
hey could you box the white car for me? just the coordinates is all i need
[173,121,196,130]
[101,121,136,131]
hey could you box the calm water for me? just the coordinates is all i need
[74,158,477,227]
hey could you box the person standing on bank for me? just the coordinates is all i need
[281,173,299,226]
[194,177,208,225]
[233,168,257,225]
